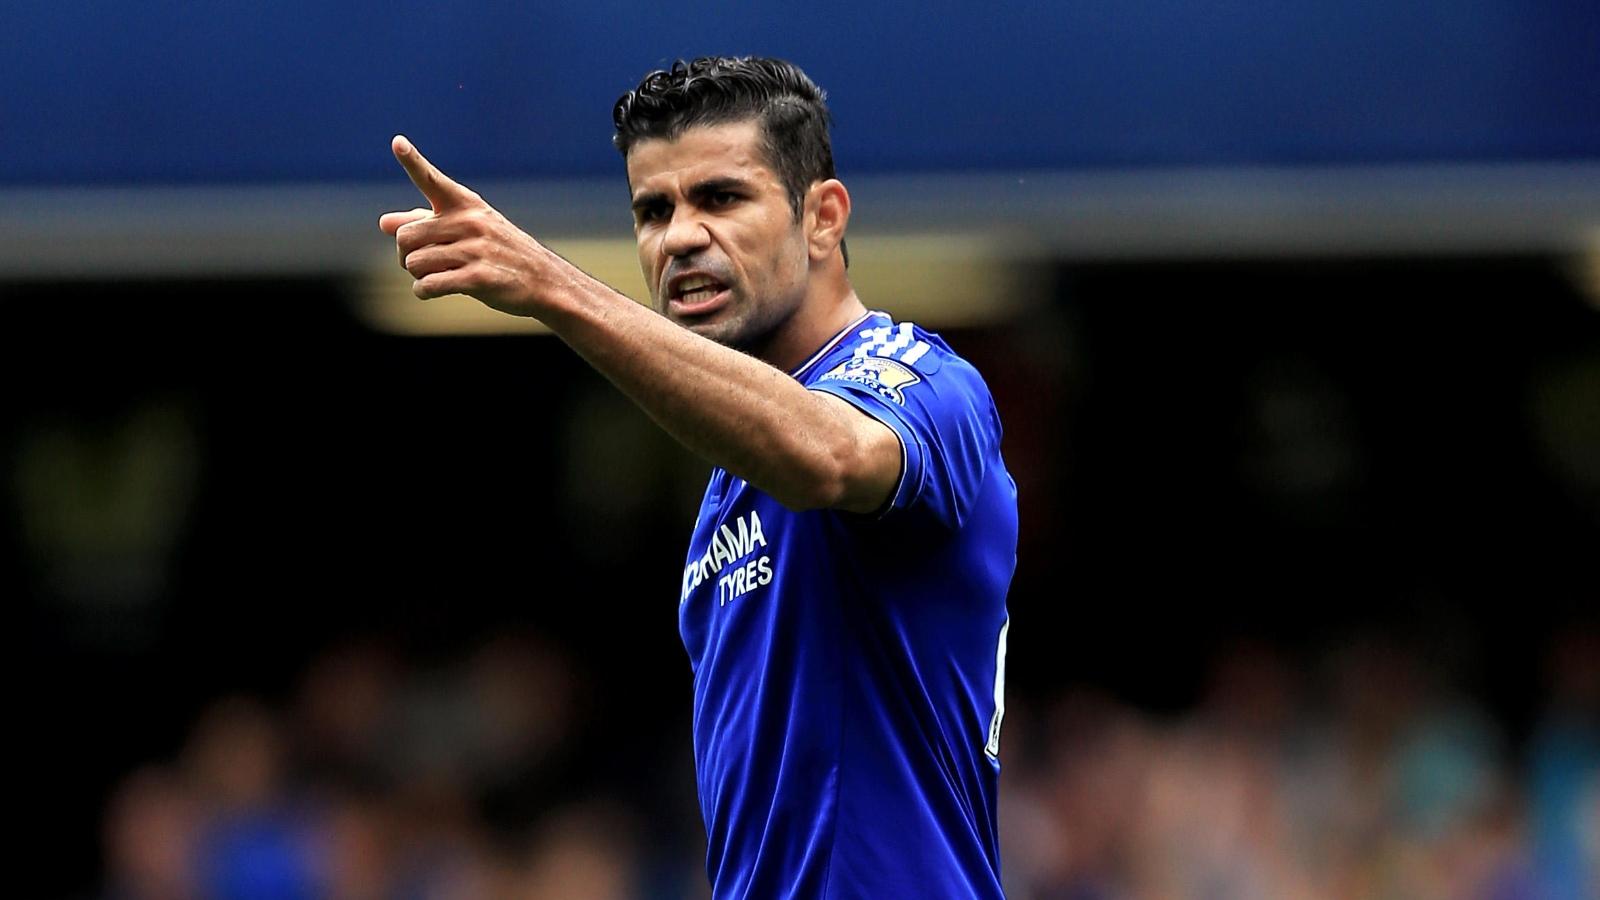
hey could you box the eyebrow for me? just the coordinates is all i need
[630,192,668,215]
[686,177,753,202]
[630,177,756,214]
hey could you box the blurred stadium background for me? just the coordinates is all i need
[5,2,1598,898]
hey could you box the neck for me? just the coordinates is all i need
[755,280,867,373]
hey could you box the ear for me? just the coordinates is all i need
[804,179,851,263]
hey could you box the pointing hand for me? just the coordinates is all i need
[378,135,558,314]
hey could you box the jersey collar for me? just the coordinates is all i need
[789,310,891,379]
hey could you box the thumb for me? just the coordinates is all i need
[378,207,432,236]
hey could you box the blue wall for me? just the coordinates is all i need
[6,0,1598,186]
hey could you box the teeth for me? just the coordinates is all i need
[682,288,717,303]
[677,276,717,294]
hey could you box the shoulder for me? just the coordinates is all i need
[808,314,987,408]
[840,317,946,371]
[809,314,1005,527]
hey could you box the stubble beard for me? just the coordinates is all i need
[666,282,800,361]
[658,238,809,359]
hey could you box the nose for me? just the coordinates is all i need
[661,207,711,258]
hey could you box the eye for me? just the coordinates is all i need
[707,190,739,208]
[635,202,669,224]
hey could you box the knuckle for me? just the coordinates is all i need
[404,248,438,278]
[396,213,434,242]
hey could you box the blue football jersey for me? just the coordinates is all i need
[678,310,1018,899]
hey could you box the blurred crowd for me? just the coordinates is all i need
[999,632,1598,900]
[100,634,691,900]
[100,630,1597,900]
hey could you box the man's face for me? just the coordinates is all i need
[627,120,811,353]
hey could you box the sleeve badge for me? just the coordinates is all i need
[817,356,923,405]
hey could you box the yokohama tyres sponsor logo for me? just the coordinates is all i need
[681,509,773,606]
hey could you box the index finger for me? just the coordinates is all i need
[392,135,470,210]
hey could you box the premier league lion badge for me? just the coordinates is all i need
[818,356,923,405]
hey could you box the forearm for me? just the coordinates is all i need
[378,136,893,511]
[539,270,874,511]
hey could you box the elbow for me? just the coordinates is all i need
[770,459,849,512]
[770,433,871,513]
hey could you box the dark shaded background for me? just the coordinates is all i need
[8,253,1596,897]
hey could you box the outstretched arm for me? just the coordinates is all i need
[377,136,899,513]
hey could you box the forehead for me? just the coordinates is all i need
[625,120,779,196]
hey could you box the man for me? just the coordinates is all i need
[380,56,1016,899]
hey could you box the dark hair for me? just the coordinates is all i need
[613,56,839,222]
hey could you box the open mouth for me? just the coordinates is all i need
[668,274,730,315]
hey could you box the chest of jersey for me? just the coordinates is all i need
[679,472,785,670]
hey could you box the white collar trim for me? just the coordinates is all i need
[789,310,891,379]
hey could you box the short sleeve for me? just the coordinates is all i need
[809,342,999,529]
